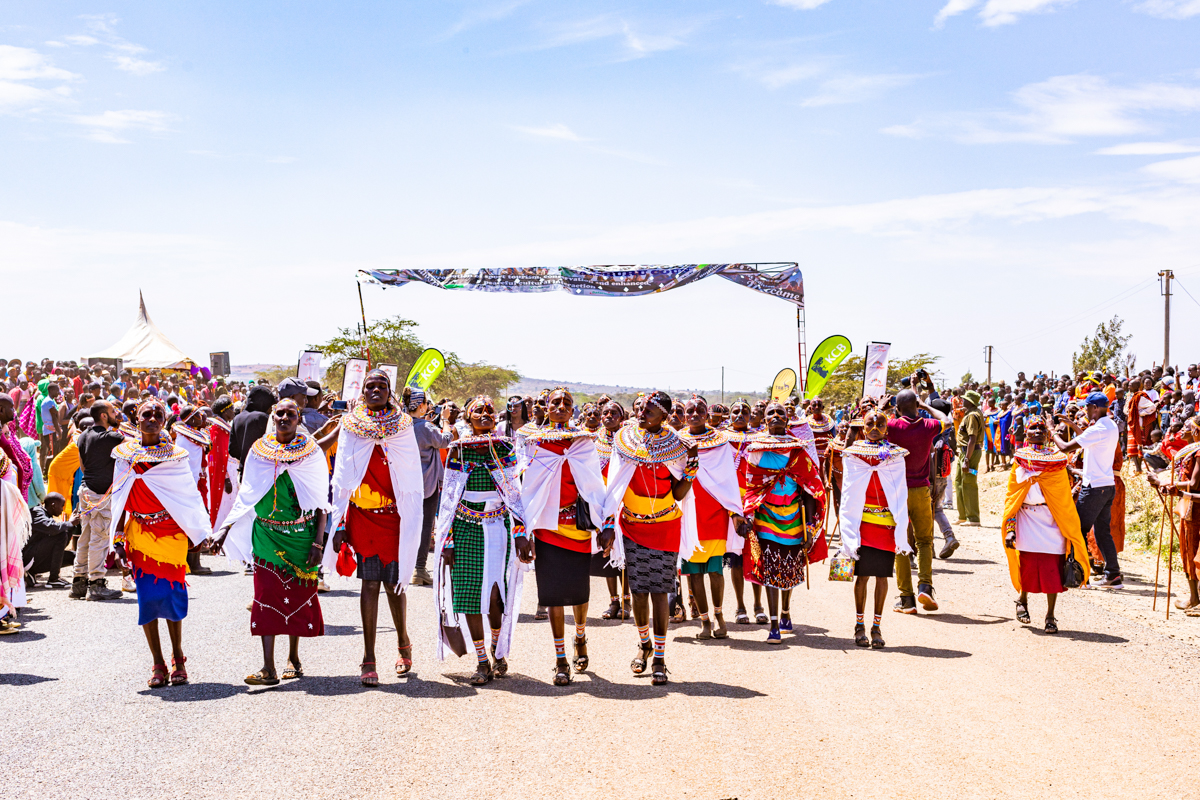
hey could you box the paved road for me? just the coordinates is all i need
[6,517,1200,800]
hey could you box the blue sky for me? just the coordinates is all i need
[3,0,1199,391]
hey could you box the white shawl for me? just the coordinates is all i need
[680,440,743,553]
[433,448,529,661]
[222,448,333,567]
[521,435,607,549]
[108,457,213,546]
[177,435,205,485]
[323,422,424,591]
[601,447,687,569]
[838,451,912,558]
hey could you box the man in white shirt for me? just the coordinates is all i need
[1045,392,1122,588]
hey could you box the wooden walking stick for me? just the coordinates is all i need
[1153,488,1167,610]
[1166,495,1178,621]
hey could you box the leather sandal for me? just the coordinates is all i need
[148,663,169,689]
[870,626,885,649]
[650,661,670,686]
[553,661,573,686]
[396,644,413,676]
[631,641,653,675]
[469,661,493,686]
[713,614,728,639]
[1044,617,1059,634]
[854,624,870,647]
[734,610,750,625]
[244,669,280,686]
[534,606,549,621]
[754,607,768,625]
[601,597,621,619]
[492,655,508,678]
[169,656,188,686]
[622,596,632,619]
[281,661,303,680]
[572,636,589,672]
[1015,600,1031,624]
[360,661,379,687]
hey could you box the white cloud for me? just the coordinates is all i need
[1134,0,1200,18]
[935,0,980,26]
[62,14,166,77]
[1096,141,1200,155]
[72,109,173,143]
[737,61,826,90]
[801,73,925,106]
[978,0,1077,26]
[885,74,1200,144]
[0,45,78,111]
[1143,155,1200,183]
[535,15,699,60]
[110,55,165,76]
[511,123,589,142]
[772,0,836,9]
[934,0,1078,26]
[443,0,532,38]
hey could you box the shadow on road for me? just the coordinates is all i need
[1020,627,1128,644]
[0,673,58,685]
[1,630,47,643]
[913,613,1010,626]
[468,671,767,700]
[257,675,476,698]
[940,557,998,566]
[137,682,247,701]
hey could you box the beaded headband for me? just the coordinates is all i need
[646,394,669,415]
[465,395,494,414]
[365,368,391,391]
[136,397,166,417]
[548,386,573,404]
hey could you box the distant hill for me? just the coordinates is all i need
[509,377,769,403]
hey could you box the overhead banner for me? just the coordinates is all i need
[771,368,798,402]
[804,335,852,400]
[358,263,804,307]
[405,348,446,390]
[863,342,891,400]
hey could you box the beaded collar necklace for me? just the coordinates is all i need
[454,432,513,447]
[252,431,319,464]
[615,425,688,465]
[1014,443,1067,472]
[173,423,210,448]
[1172,441,1200,465]
[119,422,139,440]
[807,415,836,433]
[343,401,412,440]
[531,422,594,443]
[517,421,545,438]
[0,451,10,479]
[843,439,908,463]
[680,426,729,451]
[113,437,189,464]
[208,416,231,433]
[747,431,805,452]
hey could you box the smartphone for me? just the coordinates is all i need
[331,400,348,411]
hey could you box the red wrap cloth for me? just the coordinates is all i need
[346,445,400,564]
[742,446,828,568]
[208,422,231,528]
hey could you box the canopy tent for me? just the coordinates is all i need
[90,291,197,370]
[356,262,807,388]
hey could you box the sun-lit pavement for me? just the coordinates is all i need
[5,517,1200,800]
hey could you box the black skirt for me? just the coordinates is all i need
[589,551,621,578]
[625,538,678,595]
[535,538,591,607]
[854,545,894,578]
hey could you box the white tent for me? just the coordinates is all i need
[90,291,197,370]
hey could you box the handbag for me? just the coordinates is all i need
[1179,494,1195,522]
[575,495,597,532]
[828,555,855,582]
[439,565,467,657]
[1060,547,1085,589]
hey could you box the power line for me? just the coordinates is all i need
[1175,278,1200,310]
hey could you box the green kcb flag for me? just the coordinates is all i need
[405,348,446,390]
[805,335,852,399]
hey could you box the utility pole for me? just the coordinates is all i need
[1159,270,1174,369]
[984,345,993,386]
[721,367,725,404]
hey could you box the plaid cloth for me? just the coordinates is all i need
[450,443,512,614]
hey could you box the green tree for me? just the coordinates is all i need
[817,352,940,407]
[254,364,298,386]
[1072,315,1131,375]
[960,370,974,385]
[309,316,519,404]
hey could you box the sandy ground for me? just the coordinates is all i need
[6,501,1200,800]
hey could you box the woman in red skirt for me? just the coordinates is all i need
[1001,418,1089,634]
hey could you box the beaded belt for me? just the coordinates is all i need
[351,502,396,514]
[455,505,507,524]
[130,509,171,526]
[258,513,315,530]
[559,504,577,522]
[621,505,677,523]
